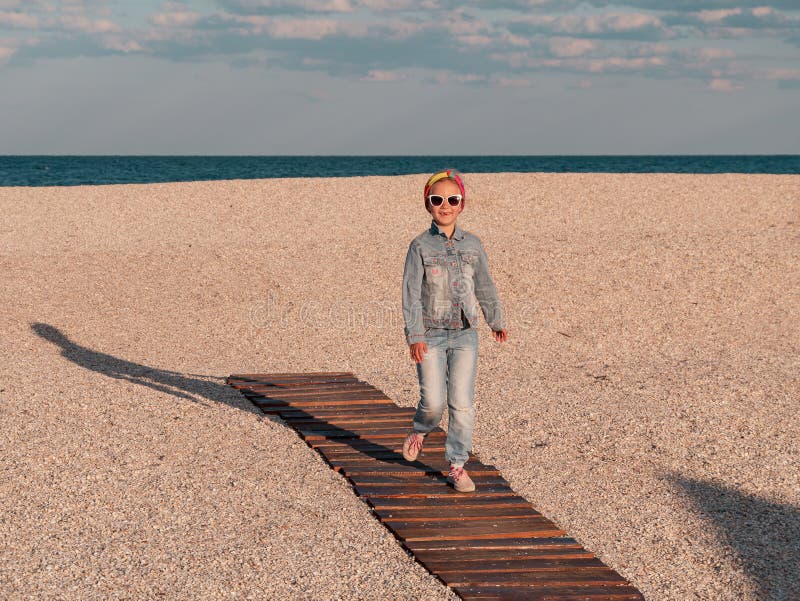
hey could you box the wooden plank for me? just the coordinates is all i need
[226,372,644,600]
[452,585,644,601]
[308,435,446,450]
[372,506,541,520]
[433,557,608,572]
[299,428,441,441]
[253,380,365,388]
[288,419,421,430]
[282,416,413,426]
[443,567,628,586]
[278,408,415,419]
[340,466,501,478]
[247,384,380,396]
[366,495,534,510]
[229,371,354,377]
[229,372,355,381]
[404,536,581,552]
[253,397,395,408]
[413,548,596,565]
[385,518,564,542]
[353,485,520,499]
[330,457,496,470]
[248,391,391,403]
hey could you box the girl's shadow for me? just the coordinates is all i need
[31,321,419,468]
[31,322,235,409]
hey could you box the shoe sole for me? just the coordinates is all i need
[448,479,476,493]
[402,450,419,461]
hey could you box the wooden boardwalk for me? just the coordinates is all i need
[226,371,644,601]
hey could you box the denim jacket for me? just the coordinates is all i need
[402,220,504,345]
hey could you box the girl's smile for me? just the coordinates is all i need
[427,179,463,232]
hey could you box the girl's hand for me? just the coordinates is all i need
[492,329,508,342]
[409,342,428,363]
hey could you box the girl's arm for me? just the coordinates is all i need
[402,241,426,346]
[474,239,504,333]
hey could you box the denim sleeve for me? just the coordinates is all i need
[402,241,426,345]
[474,240,504,331]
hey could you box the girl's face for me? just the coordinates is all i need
[426,179,464,227]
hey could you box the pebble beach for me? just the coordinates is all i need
[1,172,798,600]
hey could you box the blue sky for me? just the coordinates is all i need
[1,0,798,154]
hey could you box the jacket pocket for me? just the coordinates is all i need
[422,255,447,283]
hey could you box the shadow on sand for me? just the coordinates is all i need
[668,474,799,601]
[31,321,443,477]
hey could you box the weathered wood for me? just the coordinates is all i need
[227,372,644,600]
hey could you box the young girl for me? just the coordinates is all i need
[401,169,507,492]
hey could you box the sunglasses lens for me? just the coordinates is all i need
[447,195,462,206]
[429,195,444,206]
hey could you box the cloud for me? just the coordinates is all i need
[264,17,368,39]
[707,77,743,91]
[100,36,143,53]
[59,15,120,34]
[0,11,39,29]
[1,0,797,91]
[217,0,355,15]
[507,12,674,41]
[492,75,531,87]
[760,67,800,89]
[149,10,203,28]
[566,78,592,89]
[359,68,405,81]
[548,37,598,58]
[663,6,800,31]
[586,0,800,10]
[0,43,14,61]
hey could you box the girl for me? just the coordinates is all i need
[401,169,507,492]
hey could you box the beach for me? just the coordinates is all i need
[1,172,798,600]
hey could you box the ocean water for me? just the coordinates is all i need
[1,155,798,187]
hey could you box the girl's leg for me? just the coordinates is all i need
[412,330,447,435]
[444,328,478,467]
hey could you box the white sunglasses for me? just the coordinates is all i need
[427,194,463,207]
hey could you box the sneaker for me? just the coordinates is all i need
[402,431,425,461]
[448,464,476,493]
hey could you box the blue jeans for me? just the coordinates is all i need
[412,326,478,467]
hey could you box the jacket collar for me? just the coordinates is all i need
[429,219,465,241]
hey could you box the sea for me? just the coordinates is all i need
[1,155,798,187]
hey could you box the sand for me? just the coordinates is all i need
[1,172,798,600]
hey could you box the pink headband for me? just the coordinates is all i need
[423,169,466,209]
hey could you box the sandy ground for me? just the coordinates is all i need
[1,172,798,600]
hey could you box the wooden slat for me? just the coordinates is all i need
[453,585,644,601]
[227,372,644,600]
[404,537,582,554]
[372,506,541,520]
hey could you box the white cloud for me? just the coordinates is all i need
[0,11,39,28]
[219,0,355,13]
[707,77,743,91]
[100,36,143,53]
[687,47,736,60]
[60,15,119,33]
[549,37,598,57]
[508,12,671,40]
[265,17,367,39]
[459,34,493,46]
[695,8,741,23]
[149,11,202,28]
[0,0,795,92]
[360,69,405,81]
[493,76,531,87]
[762,67,800,81]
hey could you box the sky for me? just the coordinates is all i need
[0,0,798,154]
